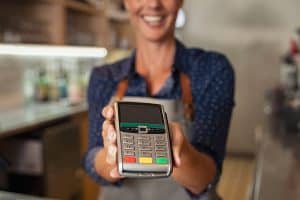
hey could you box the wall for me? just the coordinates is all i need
[0,57,23,111]
[181,0,300,154]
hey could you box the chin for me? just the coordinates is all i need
[140,31,174,43]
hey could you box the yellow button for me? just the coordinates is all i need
[139,157,153,164]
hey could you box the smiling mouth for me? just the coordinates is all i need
[142,15,165,25]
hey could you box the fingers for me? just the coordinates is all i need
[169,122,184,167]
[102,105,114,120]
[101,105,125,179]
[101,105,118,167]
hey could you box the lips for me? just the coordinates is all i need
[142,15,165,26]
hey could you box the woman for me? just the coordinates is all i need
[83,0,235,199]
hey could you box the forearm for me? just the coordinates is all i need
[94,148,120,183]
[172,142,217,195]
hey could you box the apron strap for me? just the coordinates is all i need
[113,73,194,120]
[112,78,129,102]
[180,73,194,120]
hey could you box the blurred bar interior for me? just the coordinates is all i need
[0,0,300,200]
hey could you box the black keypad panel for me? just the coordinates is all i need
[121,132,169,164]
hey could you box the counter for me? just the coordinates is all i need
[0,101,89,200]
[0,101,87,139]
[0,190,56,200]
[252,112,300,200]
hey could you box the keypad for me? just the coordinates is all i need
[121,133,169,165]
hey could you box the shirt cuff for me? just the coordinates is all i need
[184,142,222,199]
[82,147,123,187]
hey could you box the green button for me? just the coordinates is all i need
[156,157,168,164]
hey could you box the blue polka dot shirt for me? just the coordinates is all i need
[83,40,235,198]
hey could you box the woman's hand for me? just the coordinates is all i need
[101,105,124,179]
[94,105,124,182]
[168,123,216,195]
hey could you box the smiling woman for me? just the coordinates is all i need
[83,0,235,200]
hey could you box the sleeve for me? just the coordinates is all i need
[82,67,120,186]
[188,53,235,199]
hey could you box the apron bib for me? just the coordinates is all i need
[99,97,218,200]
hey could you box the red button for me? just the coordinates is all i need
[123,156,136,163]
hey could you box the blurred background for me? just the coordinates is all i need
[0,0,300,199]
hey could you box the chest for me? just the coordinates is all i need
[125,73,181,99]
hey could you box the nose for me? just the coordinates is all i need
[145,0,162,9]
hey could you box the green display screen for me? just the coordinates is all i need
[118,102,165,130]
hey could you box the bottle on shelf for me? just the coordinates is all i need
[34,68,49,103]
[64,59,84,105]
[23,68,36,105]
[57,66,68,100]
[47,60,60,102]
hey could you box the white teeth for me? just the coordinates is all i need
[143,16,163,23]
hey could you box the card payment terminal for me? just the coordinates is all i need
[114,102,173,178]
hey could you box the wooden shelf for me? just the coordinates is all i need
[107,9,129,22]
[0,0,132,47]
[65,0,102,15]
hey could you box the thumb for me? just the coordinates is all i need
[170,123,183,167]
[110,167,124,179]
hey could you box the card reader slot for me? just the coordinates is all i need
[148,128,165,133]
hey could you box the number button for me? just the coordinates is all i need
[137,139,151,146]
[123,144,134,150]
[156,151,167,158]
[155,135,165,141]
[123,150,135,156]
[138,135,150,140]
[155,146,167,151]
[139,146,152,151]
[123,138,134,144]
[155,140,166,146]
[122,134,134,140]
[139,151,152,157]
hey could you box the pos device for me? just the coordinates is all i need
[114,102,173,178]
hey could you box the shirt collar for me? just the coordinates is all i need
[114,39,187,82]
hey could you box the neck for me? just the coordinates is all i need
[135,37,176,77]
